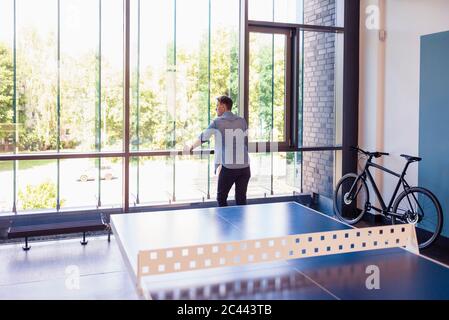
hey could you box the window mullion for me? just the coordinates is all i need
[12,0,17,214]
[122,0,131,213]
[97,0,102,208]
[56,0,61,211]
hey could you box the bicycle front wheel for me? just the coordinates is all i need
[392,187,443,249]
[334,173,369,225]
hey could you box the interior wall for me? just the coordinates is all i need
[419,31,449,237]
[359,0,449,201]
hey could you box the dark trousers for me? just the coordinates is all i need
[217,166,251,207]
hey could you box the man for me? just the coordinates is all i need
[186,96,250,207]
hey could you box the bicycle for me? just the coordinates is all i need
[333,147,443,249]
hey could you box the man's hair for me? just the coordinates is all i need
[217,96,233,111]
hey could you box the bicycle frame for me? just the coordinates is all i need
[352,156,413,217]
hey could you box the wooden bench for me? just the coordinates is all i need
[7,212,111,251]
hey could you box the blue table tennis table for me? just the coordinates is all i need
[110,202,449,300]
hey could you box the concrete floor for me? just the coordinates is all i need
[0,235,139,300]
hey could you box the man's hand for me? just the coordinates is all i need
[184,138,202,155]
[183,144,193,155]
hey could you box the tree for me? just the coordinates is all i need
[3,22,285,153]
[0,44,14,139]
[18,180,65,210]
[16,28,58,151]
[248,35,285,142]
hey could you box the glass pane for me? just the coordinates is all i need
[175,0,209,149]
[0,161,14,214]
[302,150,336,198]
[300,31,343,147]
[101,0,124,151]
[274,0,303,23]
[174,155,210,202]
[248,153,272,197]
[131,0,240,152]
[248,0,274,23]
[249,0,344,27]
[60,157,121,211]
[0,0,15,155]
[16,0,58,153]
[246,152,301,199]
[60,158,98,210]
[130,156,174,206]
[272,152,301,195]
[17,160,57,213]
[100,157,122,208]
[249,32,286,142]
[210,0,240,111]
[60,0,99,152]
[130,0,174,151]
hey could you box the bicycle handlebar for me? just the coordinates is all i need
[351,146,390,159]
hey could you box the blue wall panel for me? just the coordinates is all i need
[419,30,449,237]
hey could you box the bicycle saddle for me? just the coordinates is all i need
[400,154,422,162]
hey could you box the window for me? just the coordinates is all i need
[129,0,241,204]
[248,26,291,147]
[0,0,124,213]
[246,0,345,198]
[0,0,351,214]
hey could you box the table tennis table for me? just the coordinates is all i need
[111,202,449,300]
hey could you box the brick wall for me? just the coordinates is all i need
[302,0,336,198]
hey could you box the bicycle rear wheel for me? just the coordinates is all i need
[334,173,369,225]
[392,187,443,249]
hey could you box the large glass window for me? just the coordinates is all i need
[0,0,347,214]
[130,0,240,152]
[129,0,241,206]
[0,0,124,214]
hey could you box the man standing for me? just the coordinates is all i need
[186,96,250,207]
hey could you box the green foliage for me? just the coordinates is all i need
[0,44,14,141]
[18,181,65,210]
[249,34,285,141]
[16,29,58,151]
[286,152,295,164]
[0,22,284,153]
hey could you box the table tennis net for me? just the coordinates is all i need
[137,224,418,283]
